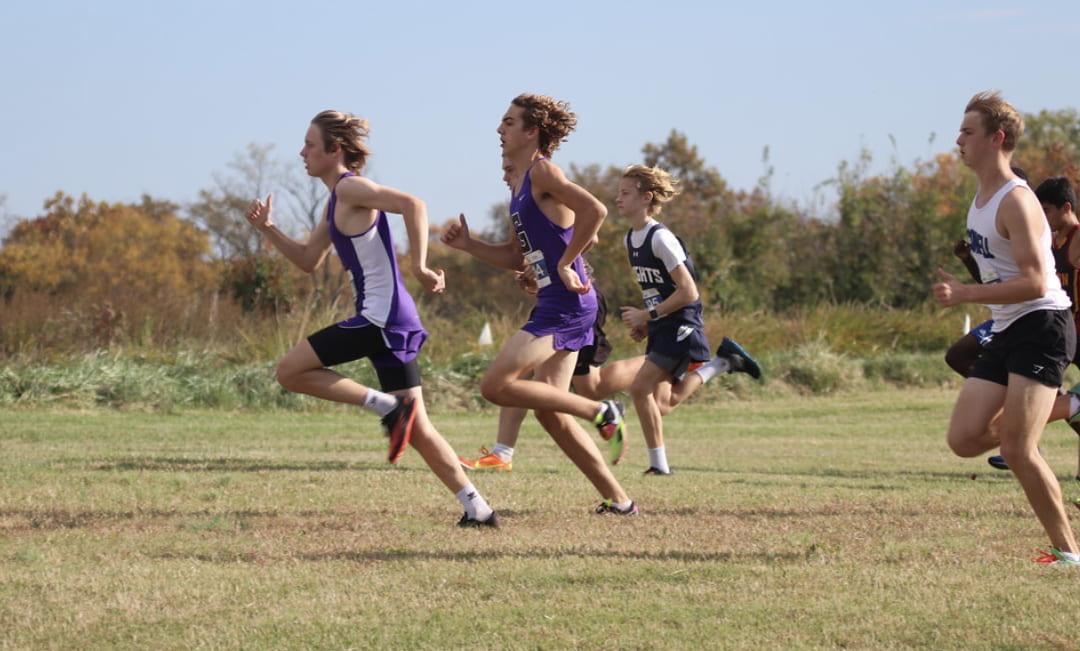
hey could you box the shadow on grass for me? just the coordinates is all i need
[304,547,822,564]
[147,547,818,565]
[0,507,306,530]
[1,502,1033,533]
[674,466,1013,483]
[89,457,420,473]
[0,507,544,532]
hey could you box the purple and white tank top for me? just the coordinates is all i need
[509,160,597,316]
[328,172,424,332]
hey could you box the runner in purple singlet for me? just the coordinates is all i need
[441,94,637,515]
[245,110,499,527]
[459,156,650,474]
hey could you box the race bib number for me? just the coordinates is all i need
[524,250,552,289]
[642,288,662,310]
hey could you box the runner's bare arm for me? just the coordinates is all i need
[530,160,606,293]
[441,213,526,271]
[934,191,1049,306]
[338,177,445,293]
[246,193,332,273]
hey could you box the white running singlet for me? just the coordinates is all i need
[965,177,1070,331]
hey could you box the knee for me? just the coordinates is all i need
[999,440,1037,468]
[573,379,600,400]
[946,429,984,458]
[275,360,298,391]
[479,374,506,405]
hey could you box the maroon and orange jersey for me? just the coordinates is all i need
[1052,224,1080,334]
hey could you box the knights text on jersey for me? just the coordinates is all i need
[625,221,703,331]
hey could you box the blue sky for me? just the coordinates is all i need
[2,1,1079,237]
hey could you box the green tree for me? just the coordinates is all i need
[427,111,1080,317]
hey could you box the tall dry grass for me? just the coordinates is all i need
[2,287,982,363]
[2,290,993,409]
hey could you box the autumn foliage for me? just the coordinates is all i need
[0,193,213,300]
[3,108,1080,360]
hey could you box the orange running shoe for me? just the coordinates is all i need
[458,447,512,471]
[381,396,417,464]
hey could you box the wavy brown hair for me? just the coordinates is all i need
[622,165,681,215]
[511,94,577,157]
[311,110,372,172]
[965,91,1024,152]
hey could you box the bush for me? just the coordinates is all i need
[774,340,865,395]
[0,343,961,410]
[863,353,955,387]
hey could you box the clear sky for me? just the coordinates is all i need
[3,1,1080,235]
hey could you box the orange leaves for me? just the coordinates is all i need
[0,193,214,301]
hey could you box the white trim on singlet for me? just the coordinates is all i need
[345,223,396,329]
[967,178,1070,331]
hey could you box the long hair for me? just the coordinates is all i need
[311,110,372,172]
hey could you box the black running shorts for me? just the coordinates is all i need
[970,308,1075,388]
[573,332,612,376]
[307,323,421,392]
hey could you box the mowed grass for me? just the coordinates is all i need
[2,389,1079,650]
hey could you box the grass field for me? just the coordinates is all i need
[2,388,1079,649]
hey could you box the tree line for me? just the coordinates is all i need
[2,109,1079,335]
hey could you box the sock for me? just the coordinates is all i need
[648,446,670,473]
[456,483,493,521]
[1060,550,1080,562]
[362,389,398,417]
[695,357,732,383]
[613,499,634,512]
[491,443,514,462]
[1070,394,1080,419]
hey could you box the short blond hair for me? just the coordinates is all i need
[622,165,681,215]
[965,91,1024,151]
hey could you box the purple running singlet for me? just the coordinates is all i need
[328,172,427,366]
[510,160,597,351]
